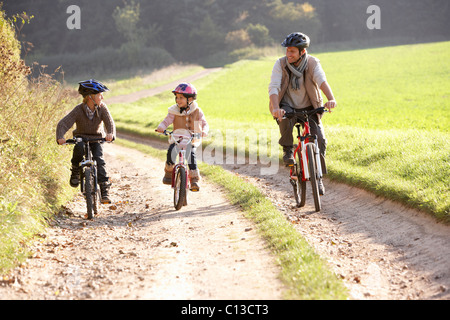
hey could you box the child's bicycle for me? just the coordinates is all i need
[283,107,327,212]
[162,129,201,210]
[65,137,109,219]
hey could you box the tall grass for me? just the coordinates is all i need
[0,10,77,273]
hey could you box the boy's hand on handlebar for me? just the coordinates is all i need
[105,134,114,142]
[57,138,66,145]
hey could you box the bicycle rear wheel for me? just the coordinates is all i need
[84,167,95,219]
[174,167,187,210]
[307,144,321,212]
[93,167,100,216]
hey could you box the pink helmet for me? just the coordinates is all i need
[172,82,197,99]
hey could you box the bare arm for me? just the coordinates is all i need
[269,94,285,121]
[320,81,337,112]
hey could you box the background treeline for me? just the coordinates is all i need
[3,0,450,78]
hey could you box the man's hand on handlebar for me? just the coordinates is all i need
[272,108,286,121]
[324,100,337,113]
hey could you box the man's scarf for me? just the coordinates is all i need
[285,51,308,90]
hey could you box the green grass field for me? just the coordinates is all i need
[109,41,450,222]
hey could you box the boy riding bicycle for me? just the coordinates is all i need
[56,79,115,204]
[155,82,209,191]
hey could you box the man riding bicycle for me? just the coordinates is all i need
[56,79,116,203]
[268,32,337,195]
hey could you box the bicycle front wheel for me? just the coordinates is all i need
[84,167,95,219]
[307,144,321,212]
[174,167,187,211]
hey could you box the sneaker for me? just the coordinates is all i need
[99,182,112,204]
[318,179,325,195]
[283,147,295,166]
[163,163,174,185]
[189,169,201,192]
[70,166,80,188]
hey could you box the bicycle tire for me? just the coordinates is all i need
[84,167,95,219]
[93,166,100,216]
[297,151,307,207]
[174,167,187,211]
[307,144,321,212]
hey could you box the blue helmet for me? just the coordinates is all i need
[78,79,109,97]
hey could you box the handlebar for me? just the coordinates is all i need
[64,137,112,145]
[283,107,328,120]
[162,130,202,140]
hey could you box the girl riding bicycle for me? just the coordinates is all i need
[56,79,116,204]
[155,82,209,191]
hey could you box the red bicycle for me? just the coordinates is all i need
[284,107,327,212]
[163,129,201,210]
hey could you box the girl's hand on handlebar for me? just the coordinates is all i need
[155,128,164,133]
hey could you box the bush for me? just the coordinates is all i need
[0,9,77,274]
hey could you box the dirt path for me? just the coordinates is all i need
[115,134,450,300]
[220,162,450,300]
[0,143,285,300]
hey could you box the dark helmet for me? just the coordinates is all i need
[78,79,109,97]
[281,32,310,51]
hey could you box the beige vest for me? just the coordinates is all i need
[168,103,203,146]
[274,55,324,118]
[170,106,202,133]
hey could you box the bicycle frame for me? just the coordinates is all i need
[65,137,106,219]
[284,107,327,211]
[291,118,323,182]
[166,131,197,189]
[163,130,201,210]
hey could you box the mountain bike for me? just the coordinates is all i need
[162,130,201,210]
[284,107,327,212]
[65,137,108,219]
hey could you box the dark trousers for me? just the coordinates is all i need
[71,141,109,183]
[167,143,197,170]
[277,105,328,174]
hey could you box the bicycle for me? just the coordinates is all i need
[65,137,109,219]
[284,107,327,212]
[162,129,201,211]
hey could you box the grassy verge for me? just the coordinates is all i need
[116,138,348,300]
[0,10,77,274]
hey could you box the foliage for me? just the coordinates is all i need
[3,0,449,76]
[0,8,77,274]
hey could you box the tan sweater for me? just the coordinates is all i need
[56,103,116,140]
